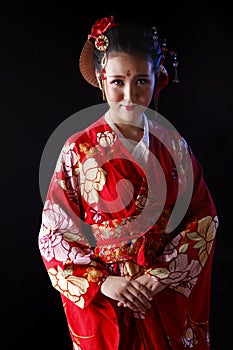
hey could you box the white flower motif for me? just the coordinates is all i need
[97,131,116,147]
[187,215,218,267]
[55,142,79,176]
[181,327,198,348]
[171,136,188,162]
[48,265,89,308]
[158,234,181,262]
[38,200,83,263]
[150,254,202,297]
[79,158,106,204]
[164,254,201,297]
[69,246,92,265]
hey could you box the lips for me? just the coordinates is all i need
[125,105,135,111]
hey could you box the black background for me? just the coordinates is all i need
[1,1,232,349]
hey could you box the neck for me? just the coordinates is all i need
[108,111,145,142]
[115,122,144,142]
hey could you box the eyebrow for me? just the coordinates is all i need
[107,74,150,78]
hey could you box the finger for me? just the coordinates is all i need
[118,300,141,311]
[122,288,151,312]
[128,288,152,311]
[131,279,153,301]
[118,289,147,312]
[117,301,125,307]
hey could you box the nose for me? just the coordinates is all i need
[124,82,136,103]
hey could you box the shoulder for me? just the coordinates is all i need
[148,117,191,154]
[63,115,108,147]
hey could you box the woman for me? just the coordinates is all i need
[38,15,219,349]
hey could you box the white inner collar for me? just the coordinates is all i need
[104,111,149,167]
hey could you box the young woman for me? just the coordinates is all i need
[38,15,219,349]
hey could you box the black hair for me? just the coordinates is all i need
[93,22,162,78]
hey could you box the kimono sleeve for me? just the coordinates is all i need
[146,140,219,298]
[38,138,110,309]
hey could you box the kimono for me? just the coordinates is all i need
[38,111,218,350]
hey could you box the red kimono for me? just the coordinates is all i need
[38,113,218,349]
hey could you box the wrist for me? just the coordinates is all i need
[100,275,109,293]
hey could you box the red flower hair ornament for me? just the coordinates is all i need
[88,15,118,41]
[89,16,119,52]
[79,16,119,86]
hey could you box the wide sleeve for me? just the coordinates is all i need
[38,137,110,309]
[145,138,219,298]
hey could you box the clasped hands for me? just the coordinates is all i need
[100,274,166,312]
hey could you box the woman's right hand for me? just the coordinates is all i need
[100,275,153,312]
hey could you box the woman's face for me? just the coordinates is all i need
[99,52,156,125]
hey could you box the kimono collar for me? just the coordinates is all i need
[104,111,150,149]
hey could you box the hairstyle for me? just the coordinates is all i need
[93,23,163,79]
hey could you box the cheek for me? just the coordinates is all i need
[148,88,155,101]
[140,86,154,103]
[105,85,122,102]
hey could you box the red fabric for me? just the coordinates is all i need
[88,16,119,40]
[38,114,218,349]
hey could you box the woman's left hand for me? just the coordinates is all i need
[135,274,167,295]
[117,274,166,308]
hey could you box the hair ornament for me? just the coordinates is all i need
[171,52,179,83]
[152,27,158,41]
[95,35,109,51]
[160,38,180,83]
[88,16,119,41]
[87,16,119,96]
[152,32,180,110]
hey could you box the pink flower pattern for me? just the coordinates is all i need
[158,233,181,262]
[39,200,91,264]
[55,142,79,176]
[149,215,218,297]
[162,254,202,297]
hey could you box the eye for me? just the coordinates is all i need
[110,79,124,86]
[136,78,149,85]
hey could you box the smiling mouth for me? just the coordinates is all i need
[125,105,136,111]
